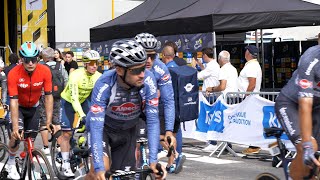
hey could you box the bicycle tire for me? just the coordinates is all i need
[0,143,11,178]
[256,172,281,180]
[50,130,68,179]
[28,148,54,180]
[137,168,155,180]
[0,126,8,161]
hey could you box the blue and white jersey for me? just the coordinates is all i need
[87,69,160,173]
[151,58,175,131]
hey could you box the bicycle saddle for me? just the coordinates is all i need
[264,127,284,138]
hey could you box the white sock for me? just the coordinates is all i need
[61,152,69,162]
[8,155,16,165]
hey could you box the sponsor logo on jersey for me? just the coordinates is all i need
[145,76,157,95]
[18,83,29,88]
[91,104,104,114]
[305,58,319,76]
[184,83,194,92]
[96,84,109,102]
[148,98,159,106]
[33,82,43,86]
[298,79,313,89]
[19,78,25,82]
[161,74,170,81]
[154,65,165,76]
[112,102,139,114]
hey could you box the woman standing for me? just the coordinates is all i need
[54,49,65,65]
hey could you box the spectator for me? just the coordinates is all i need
[0,58,7,105]
[238,45,262,155]
[164,41,187,66]
[206,50,238,95]
[193,47,220,152]
[4,53,20,76]
[64,51,78,74]
[54,49,65,65]
[38,47,68,155]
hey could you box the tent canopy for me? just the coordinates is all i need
[90,0,320,42]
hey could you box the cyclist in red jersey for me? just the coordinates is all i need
[5,42,54,179]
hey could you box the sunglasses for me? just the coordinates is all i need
[127,65,146,75]
[147,54,156,60]
[23,57,38,64]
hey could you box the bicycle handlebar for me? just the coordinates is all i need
[11,127,53,149]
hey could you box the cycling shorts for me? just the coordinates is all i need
[39,96,61,126]
[9,106,41,139]
[89,125,137,171]
[60,99,90,130]
[136,119,147,138]
[160,116,180,135]
[275,94,320,148]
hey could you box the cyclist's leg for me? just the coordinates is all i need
[38,96,49,153]
[52,98,62,146]
[275,96,317,180]
[108,125,137,171]
[59,99,75,176]
[159,116,175,172]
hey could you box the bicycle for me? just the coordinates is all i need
[0,128,54,179]
[256,127,320,180]
[50,125,90,179]
[105,163,164,180]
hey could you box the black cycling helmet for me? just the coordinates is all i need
[134,33,158,51]
[109,40,147,68]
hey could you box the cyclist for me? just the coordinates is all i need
[134,33,186,173]
[275,45,320,179]
[59,50,102,177]
[85,40,167,180]
[6,42,54,179]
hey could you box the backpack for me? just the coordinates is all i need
[169,65,199,123]
[47,61,64,98]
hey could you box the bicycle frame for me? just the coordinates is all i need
[138,138,149,168]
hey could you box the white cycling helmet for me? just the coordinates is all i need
[134,33,158,51]
[83,50,101,63]
[109,40,146,68]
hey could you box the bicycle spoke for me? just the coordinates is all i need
[28,149,54,180]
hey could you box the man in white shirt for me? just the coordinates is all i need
[206,50,238,95]
[195,47,220,92]
[238,45,262,155]
[193,47,220,151]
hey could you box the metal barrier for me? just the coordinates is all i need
[206,91,280,158]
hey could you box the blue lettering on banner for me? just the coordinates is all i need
[262,106,289,140]
[196,100,226,133]
[227,112,251,126]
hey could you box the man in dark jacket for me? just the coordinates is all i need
[163,41,187,66]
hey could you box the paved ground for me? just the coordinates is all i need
[1,133,285,180]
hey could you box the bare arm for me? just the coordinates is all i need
[206,80,227,92]
[246,77,256,92]
[10,99,19,131]
[44,94,53,126]
[299,98,313,143]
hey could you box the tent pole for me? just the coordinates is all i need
[112,0,115,19]
[260,29,265,89]
[212,31,217,59]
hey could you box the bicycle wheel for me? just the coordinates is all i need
[138,168,155,180]
[28,148,54,180]
[0,143,11,178]
[50,130,68,179]
[256,172,280,180]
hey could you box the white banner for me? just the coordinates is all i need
[186,93,294,149]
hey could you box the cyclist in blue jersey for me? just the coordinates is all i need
[275,45,320,179]
[135,33,186,174]
[85,40,167,180]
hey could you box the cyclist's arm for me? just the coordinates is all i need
[7,71,18,130]
[299,98,313,143]
[88,75,110,173]
[69,72,85,118]
[158,66,174,132]
[145,73,160,164]
[1,72,7,104]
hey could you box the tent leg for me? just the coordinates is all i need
[212,31,217,59]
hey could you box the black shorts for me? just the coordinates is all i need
[275,95,320,148]
[9,106,40,139]
[160,116,180,135]
[101,125,138,171]
[136,119,147,138]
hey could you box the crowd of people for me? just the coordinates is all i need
[0,31,319,180]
